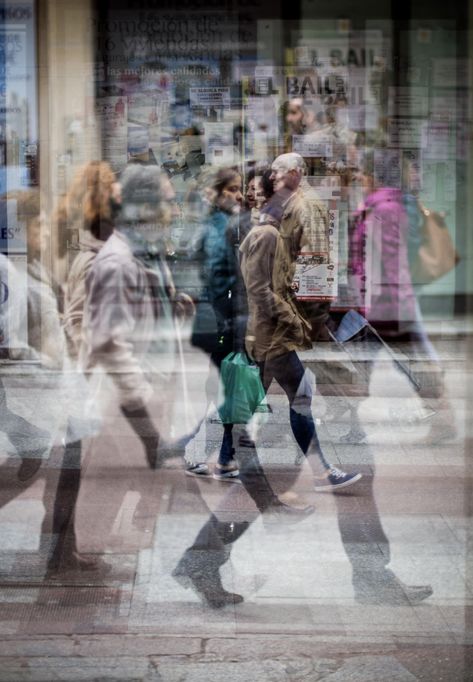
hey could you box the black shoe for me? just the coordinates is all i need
[120,405,162,469]
[46,552,112,578]
[238,434,255,448]
[402,584,433,604]
[263,500,315,530]
[354,569,433,605]
[172,562,243,608]
[17,456,43,482]
[339,426,367,444]
[356,583,433,605]
[216,521,250,545]
[142,438,160,469]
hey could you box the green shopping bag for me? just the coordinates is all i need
[217,351,267,424]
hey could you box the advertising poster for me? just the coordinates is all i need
[0,2,36,356]
[96,96,128,170]
[245,96,279,137]
[388,118,427,149]
[293,253,337,300]
[189,87,230,109]
[423,120,453,160]
[294,209,338,300]
[0,252,28,350]
[388,87,429,117]
[203,122,234,165]
[292,135,333,158]
[374,148,401,187]
[1,19,36,190]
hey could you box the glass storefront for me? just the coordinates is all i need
[0,0,38,358]
[88,2,471,320]
[1,2,471,343]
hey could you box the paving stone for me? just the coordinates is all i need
[205,637,337,662]
[0,636,76,657]
[0,635,201,659]
[280,658,340,681]
[0,655,149,681]
[155,660,289,682]
[323,655,418,681]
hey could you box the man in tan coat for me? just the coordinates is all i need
[241,152,361,492]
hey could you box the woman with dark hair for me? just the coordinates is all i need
[188,166,245,481]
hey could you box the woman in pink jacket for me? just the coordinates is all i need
[347,150,454,441]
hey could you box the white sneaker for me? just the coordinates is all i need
[185,462,210,478]
[212,461,241,483]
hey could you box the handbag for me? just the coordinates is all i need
[411,204,459,285]
[217,351,267,424]
[190,299,221,354]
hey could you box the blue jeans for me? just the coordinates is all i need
[218,423,235,466]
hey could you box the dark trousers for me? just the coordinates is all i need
[258,351,330,470]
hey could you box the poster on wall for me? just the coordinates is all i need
[0,252,28,351]
[189,87,230,109]
[0,1,37,357]
[0,198,27,253]
[293,255,337,300]
[96,96,128,170]
[0,0,37,194]
[388,87,429,117]
[374,148,401,188]
[388,118,427,149]
[293,208,338,300]
[292,135,333,158]
[203,122,234,165]
[245,96,279,138]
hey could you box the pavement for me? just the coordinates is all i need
[0,330,472,681]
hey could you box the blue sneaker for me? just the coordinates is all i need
[314,467,362,492]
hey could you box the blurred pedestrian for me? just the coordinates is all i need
[347,149,454,441]
[82,164,185,469]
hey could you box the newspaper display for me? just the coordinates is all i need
[0,0,36,356]
[432,59,470,88]
[388,87,429,117]
[96,96,128,170]
[292,135,333,158]
[388,118,427,149]
[0,9,468,354]
[245,96,279,137]
[0,252,28,350]
[203,122,234,165]
[374,148,401,187]
[189,87,230,109]
[293,209,339,301]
